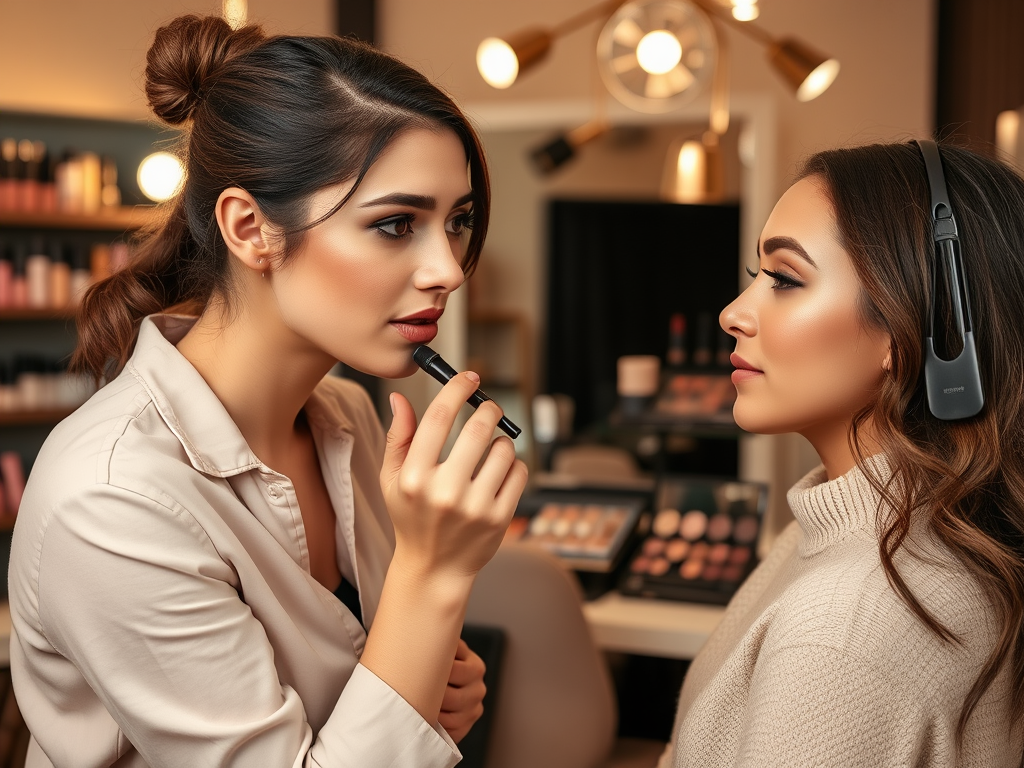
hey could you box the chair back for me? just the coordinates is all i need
[465,542,617,768]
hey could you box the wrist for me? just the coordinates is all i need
[388,545,477,605]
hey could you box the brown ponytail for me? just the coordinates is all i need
[72,14,491,381]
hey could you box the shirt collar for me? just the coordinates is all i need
[126,314,357,477]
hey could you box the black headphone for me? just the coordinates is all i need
[916,139,984,420]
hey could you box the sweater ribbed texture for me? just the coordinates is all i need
[661,457,1022,768]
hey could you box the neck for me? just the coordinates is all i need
[175,295,335,466]
[801,416,883,481]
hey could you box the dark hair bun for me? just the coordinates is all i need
[145,15,265,125]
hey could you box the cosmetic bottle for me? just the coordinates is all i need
[17,139,38,211]
[0,244,13,308]
[11,241,29,308]
[48,241,71,309]
[80,151,102,214]
[56,149,84,212]
[666,312,688,369]
[0,138,15,210]
[70,244,92,303]
[0,451,26,516]
[13,355,43,411]
[26,237,51,309]
[0,361,16,412]
[101,155,121,208]
[90,243,111,281]
[693,312,713,367]
[39,147,58,213]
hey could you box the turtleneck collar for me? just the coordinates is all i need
[787,454,893,557]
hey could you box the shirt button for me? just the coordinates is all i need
[268,484,282,498]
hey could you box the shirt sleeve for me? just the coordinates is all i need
[733,643,933,767]
[31,484,460,768]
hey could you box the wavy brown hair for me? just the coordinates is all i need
[72,14,490,380]
[801,141,1024,749]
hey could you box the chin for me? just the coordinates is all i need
[732,402,797,436]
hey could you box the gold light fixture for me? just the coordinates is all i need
[478,0,839,104]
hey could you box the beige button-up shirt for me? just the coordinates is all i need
[9,315,461,767]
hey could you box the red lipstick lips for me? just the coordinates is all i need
[391,308,444,344]
[730,353,764,384]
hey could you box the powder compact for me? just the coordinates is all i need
[618,476,768,604]
[507,490,649,573]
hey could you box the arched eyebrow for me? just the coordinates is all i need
[358,192,474,210]
[759,236,818,268]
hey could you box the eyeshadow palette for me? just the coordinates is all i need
[507,490,649,572]
[618,476,768,605]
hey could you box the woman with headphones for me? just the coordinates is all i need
[660,141,1024,766]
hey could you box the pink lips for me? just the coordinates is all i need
[730,353,764,385]
[390,308,443,344]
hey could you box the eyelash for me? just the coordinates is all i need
[372,211,476,241]
[745,264,804,290]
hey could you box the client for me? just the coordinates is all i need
[661,140,1024,767]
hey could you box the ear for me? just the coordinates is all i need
[882,345,893,373]
[215,187,275,275]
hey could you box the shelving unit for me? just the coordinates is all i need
[1,205,157,475]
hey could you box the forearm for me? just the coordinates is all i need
[360,549,475,724]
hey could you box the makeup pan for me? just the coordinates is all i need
[513,491,647,573]
[620,476,768,605]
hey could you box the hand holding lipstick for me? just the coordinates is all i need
[380,370,528,578]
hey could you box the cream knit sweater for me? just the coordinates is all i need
[660,457,1022,767]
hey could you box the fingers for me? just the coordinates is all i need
[404,372,485,470]
[447,641,484,687]
[441,402,507,486]
[380,392,417,491]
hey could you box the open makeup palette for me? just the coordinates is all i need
[618,476,768,605]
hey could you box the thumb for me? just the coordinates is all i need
[380,391,417,491]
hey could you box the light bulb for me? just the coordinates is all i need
[636,30,683,76]
[477,38,519,89]
[137,152,184,202]
[797,59,840,101]
[731,0,759,22]
[673,140,706,203]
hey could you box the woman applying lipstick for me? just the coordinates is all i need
[659,141,1024,767]
[8,15,527,768]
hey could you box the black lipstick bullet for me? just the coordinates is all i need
[413,345,522,439]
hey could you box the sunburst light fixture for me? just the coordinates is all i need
[477,0,839,173]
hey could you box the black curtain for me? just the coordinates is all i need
[545,199,741,432]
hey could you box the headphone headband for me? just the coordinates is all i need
[916,139,984,420]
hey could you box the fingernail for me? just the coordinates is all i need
[389,393,397,416]
[466,371,480,384]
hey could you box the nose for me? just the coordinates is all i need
[720,283,757,340]
[415,230,466,293]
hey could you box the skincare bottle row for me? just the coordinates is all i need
[0,138,121,214]
[0,355,97,414]
[0,238,130,311]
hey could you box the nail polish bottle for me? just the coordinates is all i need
[0,138,15,211]
[100,155,121,208]
[80,151,102,214]
[0,244,13,308]
[48,241,71,309]
[11,241,28,308]
[26,236,51,308]
[56,149,84,213]
[16,139,37,211]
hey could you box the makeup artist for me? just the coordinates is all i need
[660,141,1024,767]
[7,15,527,768]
